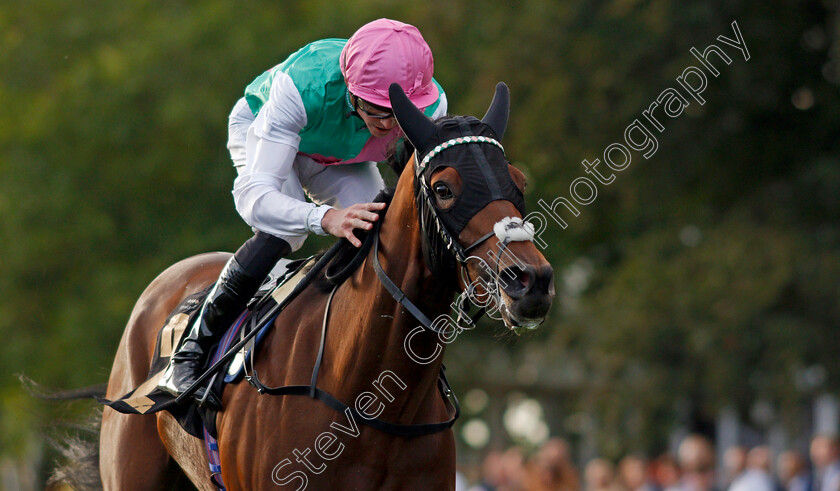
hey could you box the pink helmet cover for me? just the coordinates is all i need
[341,18,438,109]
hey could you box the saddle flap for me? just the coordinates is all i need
[224,258,314,381]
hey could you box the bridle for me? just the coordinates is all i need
[415,135,507,264]
[373,132,536,336]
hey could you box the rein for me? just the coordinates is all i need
[235,185,502,436]
[186,134,527,437]
[371,217,486,335]
[243,218,463,437]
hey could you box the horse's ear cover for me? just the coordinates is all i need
[389,82,436,151]
[481,82,509,140]
[388,81,523,283]
[389,81,523,231]
[390,82,511,152]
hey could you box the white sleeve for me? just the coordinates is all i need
[430,92,448,119]
[227,97,255,171]
[232,72,333,237]
[254,72,307,145]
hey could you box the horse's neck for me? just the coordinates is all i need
[329,173,452,423]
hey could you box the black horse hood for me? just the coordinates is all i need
[389,82,525,236]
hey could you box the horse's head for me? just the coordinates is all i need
[390,83,555,333]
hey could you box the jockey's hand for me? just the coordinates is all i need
[321,202,387,247]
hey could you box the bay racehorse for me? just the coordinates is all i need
[97,82,554,490]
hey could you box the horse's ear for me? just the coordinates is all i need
[482,82,510,140]
[389,83,436,151]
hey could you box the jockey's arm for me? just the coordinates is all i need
[232,73,333,238]
[232,137,331,236]
[231,72,383,246]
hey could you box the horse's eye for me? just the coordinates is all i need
[433,182,454,200]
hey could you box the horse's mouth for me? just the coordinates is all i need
[498,297,546,335]
[462,266,553,334]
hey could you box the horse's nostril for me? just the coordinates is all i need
[536,265,555,296]
[499,266,530,297]
[499,264,555,301]
[519,270,531,289]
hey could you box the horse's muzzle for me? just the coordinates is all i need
[499,264,555,323]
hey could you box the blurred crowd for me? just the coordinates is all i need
[458,434,840,491]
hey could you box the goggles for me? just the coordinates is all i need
[354,96,395,120]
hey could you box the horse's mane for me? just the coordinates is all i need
[384,138,415,176]
[310,186,394,292]
[307,136,421,293]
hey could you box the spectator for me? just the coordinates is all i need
[811,435,840,491]
[676,434,716,491]
[498,447,527,491]
[776,450,811,491]
[618,455,656,491]
[729,446,775,491]
[653,454,682,491]
[585,458,619,491]
[722,446,747,489]
[470,449,505,491]
[524,438,580,491]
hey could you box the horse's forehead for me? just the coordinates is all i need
[432,116,493,140]
[422,117,507,173]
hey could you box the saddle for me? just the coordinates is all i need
[98,187,460,442]
[99,256,315,438]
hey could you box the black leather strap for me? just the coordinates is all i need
[371,220,441,334]
[309,285,338,397]
[255,373,459,437]
[243,277,460,437]
[463,230,496,256]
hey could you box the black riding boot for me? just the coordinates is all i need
[157,256,263,406]
[157,232,292,407]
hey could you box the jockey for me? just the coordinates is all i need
[158,18,448,404]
